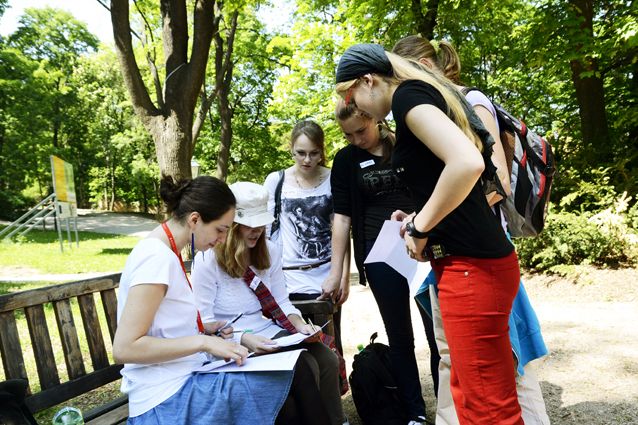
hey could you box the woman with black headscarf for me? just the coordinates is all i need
[335,44,523,425]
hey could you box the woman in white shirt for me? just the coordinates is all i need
[113,176,293,425]
[192,181,347,425]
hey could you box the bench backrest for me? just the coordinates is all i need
[0,274,123,413]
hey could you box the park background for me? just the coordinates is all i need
[0,0,637,423]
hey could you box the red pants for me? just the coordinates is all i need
[432,251,523,425]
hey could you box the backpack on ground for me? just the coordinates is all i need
[268,170,285,240]
[349,332,407,425]
[464,88,557,237]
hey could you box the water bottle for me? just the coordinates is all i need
[52,406,84,425]
[357,343,365,352]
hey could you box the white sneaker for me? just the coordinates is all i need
[408,415,427,425]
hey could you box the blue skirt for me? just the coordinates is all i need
[128,371,293,425]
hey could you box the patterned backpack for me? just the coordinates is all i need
[465,88,557,237]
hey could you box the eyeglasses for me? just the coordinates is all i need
[293,150,322,160]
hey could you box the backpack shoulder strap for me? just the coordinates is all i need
[270,170,285,236]
[461,86,481,96]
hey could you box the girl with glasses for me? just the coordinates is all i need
[264,120,350,356]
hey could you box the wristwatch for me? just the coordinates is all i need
[405,218,430,239]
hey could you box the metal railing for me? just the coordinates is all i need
[0,193,56,241]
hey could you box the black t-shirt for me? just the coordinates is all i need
[390,80,513,258]
[356,150,414,240]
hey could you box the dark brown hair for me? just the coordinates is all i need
[160,175,236,223]
[290,120,327,166]
[392,35,462,85]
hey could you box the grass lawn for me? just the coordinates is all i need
[0,225,139,274]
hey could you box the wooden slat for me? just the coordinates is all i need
[292,300,336,338]
[0,274,121,312]
[78,294,109,370]
[25,365,123,413]
[292,299,335,314]
[0,311,28,381]
[25,305,60,389]
[53,299,86,380]
[84,395,128,424]
[100,289,118,342]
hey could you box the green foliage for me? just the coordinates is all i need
[0,190,34,221]
[515,210,634,271]
[0,226,139,274]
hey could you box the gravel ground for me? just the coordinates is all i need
[340,265,638,425]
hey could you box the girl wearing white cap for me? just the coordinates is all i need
[192,181,347,425]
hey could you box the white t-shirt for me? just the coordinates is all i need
[263,170,333,294]
[191,240,302,339]
[117,238,207,417]
[465,89,508,231]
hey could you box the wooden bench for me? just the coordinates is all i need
[0,271,336,424]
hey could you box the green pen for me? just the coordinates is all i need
[232,329,252,333]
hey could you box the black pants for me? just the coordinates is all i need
[364,240,440,420]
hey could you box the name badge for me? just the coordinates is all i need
[359,159,375,168]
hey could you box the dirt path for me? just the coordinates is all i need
[340,266,638,425]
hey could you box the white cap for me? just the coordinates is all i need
[229,182,275,228]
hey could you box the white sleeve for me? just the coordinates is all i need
[465,90,500,134]
[191,249,219,324]
[266,241,301,317]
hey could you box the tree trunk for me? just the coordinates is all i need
[213,11,239,182]
[149,112,193,179]
[411,0,440,40]
[110,0,216,180]
[568,0,611,161]
[215,88,232,181]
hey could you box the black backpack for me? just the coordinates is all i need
[349,332,407,425]
[268,170,285,239]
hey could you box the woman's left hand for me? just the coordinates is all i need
[404,233,428,262]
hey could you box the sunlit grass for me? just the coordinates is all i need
[0,226,139,274]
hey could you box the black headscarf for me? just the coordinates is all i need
[335,43,393,83]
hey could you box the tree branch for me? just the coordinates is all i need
[183,0,216,112]
[110,0,159,125]
[133,0,164,107]
[161,0,189,103]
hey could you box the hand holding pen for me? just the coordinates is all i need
[214,313,244,337]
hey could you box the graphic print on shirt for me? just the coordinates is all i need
[283,195,332,260]
[362,168,405,197]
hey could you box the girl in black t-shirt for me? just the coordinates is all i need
[325,100,438,424]
[335,44,524,425]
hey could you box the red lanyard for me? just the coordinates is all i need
[161,221,205,334]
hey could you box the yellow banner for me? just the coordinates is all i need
[50,155,76,203]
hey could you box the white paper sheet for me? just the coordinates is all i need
[271,321,328,347]
[195,349,305,373]
[364,220,432,297]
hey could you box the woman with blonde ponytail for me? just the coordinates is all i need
[335,43,523,425]
[393,35,550,425]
